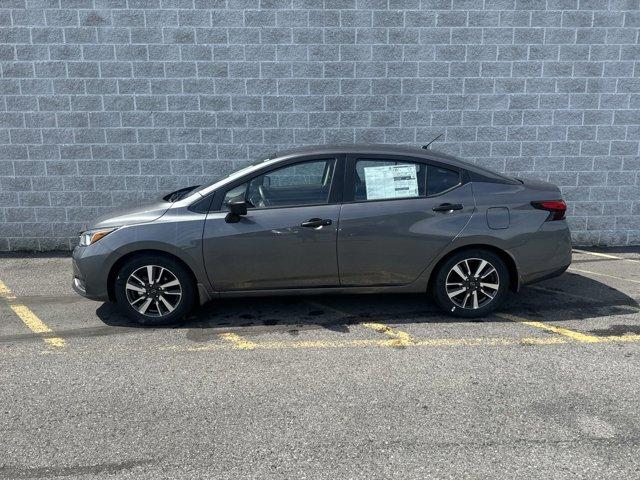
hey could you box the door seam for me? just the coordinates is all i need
[336,203,343,287]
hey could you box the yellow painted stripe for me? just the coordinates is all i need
[165,335,568,352]
[0,280,65,348]
[569,267,640,285]
[218,332,256,350]
[497,312,601,343]
[307,300,416,346]
[360,322,415,346]
[3,331,640,357]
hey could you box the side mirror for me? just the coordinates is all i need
[225,200,248,223]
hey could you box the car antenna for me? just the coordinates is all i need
[422,133,443,150]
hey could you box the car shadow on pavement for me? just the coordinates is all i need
[96,271,640,338]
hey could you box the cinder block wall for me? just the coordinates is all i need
[1,0,639,250]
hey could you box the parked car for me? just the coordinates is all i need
[72,144,571,324]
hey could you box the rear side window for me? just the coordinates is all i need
[427,165,460,196]
[354,160,426,201]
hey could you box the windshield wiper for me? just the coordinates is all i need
[163,185,200,202]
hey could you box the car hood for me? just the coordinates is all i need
[89,200,172,230]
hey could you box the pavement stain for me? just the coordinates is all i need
[0,459,156,479]
[183,314,361,342]
[589,324,640,337]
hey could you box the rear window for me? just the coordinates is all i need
[427,165,460,195]
[465,163,521,185]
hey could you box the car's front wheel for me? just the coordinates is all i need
[114,254,195,325]
[433,249,509,318]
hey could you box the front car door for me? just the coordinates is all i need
[202,156,343,291]
[338,154,474,286]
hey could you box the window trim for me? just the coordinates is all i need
[210,155,345,212]
[344,154,464,204]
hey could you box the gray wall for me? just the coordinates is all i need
[1,0,639,250]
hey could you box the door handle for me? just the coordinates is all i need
[433,203,463,212]
[301,218,332,228]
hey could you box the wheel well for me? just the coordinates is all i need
[427,245,519,294]
[107,249,199,303]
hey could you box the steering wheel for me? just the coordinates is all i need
[246,189,262,208]
[257,185,271,207]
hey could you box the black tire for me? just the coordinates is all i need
[114,254,195,326]
[433,249,509,318]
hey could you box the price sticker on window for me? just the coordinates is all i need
[363,164,419,200]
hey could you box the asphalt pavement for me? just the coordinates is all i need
[1,248,639,479]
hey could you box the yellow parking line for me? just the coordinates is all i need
[218,332,256,350]
[164,335,568,353]
[2,330,639,357]
[0,280,65,348]
[497,312,601,343]
[360,322,415,346]
[569,267,640,285]
[307,300,416,346]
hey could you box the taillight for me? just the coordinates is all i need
[531,200,567,221]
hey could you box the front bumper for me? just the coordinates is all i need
[72,243,114,302]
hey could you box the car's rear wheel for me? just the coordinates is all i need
[114,254,195,325]
[433,249,509,318]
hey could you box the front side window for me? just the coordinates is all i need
[222,159,335,210]
[222,183,247,209]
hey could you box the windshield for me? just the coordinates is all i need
[163,185,200,202]
[184,157,281,198]
[226,158,270,178]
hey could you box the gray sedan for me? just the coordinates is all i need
[72,144,571,324]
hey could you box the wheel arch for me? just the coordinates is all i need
[427,244,519,295]
[107,249,200,304]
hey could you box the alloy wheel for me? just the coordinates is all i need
[445,258,500,310]
[125,265,182,317]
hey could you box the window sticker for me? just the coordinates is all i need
[363,164,419,200]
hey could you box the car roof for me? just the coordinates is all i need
[271,144,471,170]
[271,144,519,184]
[189,143,517,200]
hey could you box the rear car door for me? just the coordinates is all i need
[337,154,474,286]
[202,156,343,291]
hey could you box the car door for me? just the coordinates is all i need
[337,154,474,286]
[202,156,343,291]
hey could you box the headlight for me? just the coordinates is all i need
[78,227,118,246]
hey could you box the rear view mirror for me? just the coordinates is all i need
[225,200,248,223]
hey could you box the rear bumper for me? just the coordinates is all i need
[512,220,572,287]
[523,263,570,286]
